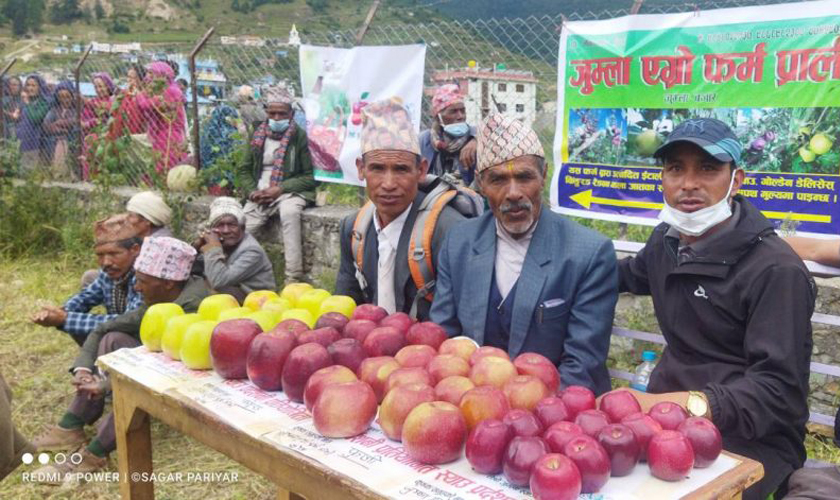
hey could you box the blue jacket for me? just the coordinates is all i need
[429,208,618,394]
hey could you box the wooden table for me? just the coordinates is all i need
[101,352,763,500]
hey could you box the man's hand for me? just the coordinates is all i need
[31,306,67,327]
[250,186,283,205]
[596,388,690,414]
[77,374,109,400]
[459,138,477,170]
[204,230,222,249]
[71,369,94,389]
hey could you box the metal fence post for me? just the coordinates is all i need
[189,27,216,171]
[355,0,382,207]
[0,58,17,140]
[74,45,93,154]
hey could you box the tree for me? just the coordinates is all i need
[305,0,328,13]
[49,0,83,25]
[3,0,45,36]
[94,0,105,20]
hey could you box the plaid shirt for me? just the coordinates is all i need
[60,270,143,337]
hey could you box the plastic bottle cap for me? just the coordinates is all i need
[642,350,656,362]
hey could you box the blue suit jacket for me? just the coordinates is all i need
[429,208,618,395]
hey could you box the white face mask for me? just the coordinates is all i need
[658,169,739,237]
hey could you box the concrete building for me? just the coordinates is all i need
[431,67,538,127]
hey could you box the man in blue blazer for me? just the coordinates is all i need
[430,114,617,395]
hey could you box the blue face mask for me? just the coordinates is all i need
[269,118,290,133]
[443,121,470,138]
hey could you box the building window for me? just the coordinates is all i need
[516,104,525,113]
[498,83,507,92]
[497,103,507,112]
[516,84,525,93]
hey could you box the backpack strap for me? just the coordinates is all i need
[408,189,457,317]
[350,201,376,297]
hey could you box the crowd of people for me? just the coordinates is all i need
[1,83,839,499]
[1,60,190,180]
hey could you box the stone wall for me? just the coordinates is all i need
[25,181,840,426]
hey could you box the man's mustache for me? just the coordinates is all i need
[500,200,533,214]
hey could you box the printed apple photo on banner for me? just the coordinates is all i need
[567,108,627,166]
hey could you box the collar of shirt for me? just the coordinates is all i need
[665,201,741,262]
[373,203,413,251]
[494,217,538,300]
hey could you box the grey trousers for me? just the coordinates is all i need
[67,331,140,454]
[243,193,307,283]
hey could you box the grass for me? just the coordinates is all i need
[0,257,274,498]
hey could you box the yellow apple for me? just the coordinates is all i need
[161,313,202,360]
[281,308,315,328]
[197,294,240,321]
[280,283,314,307]
[297,289,332,318]
[261,297,293,317]
[217,307,253,322]
[243,290,280,311]
[245,310,280,332]
[180,320,218,370]
[140,303,185,352]
[318,295,356,319]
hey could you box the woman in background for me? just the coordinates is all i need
[136,61,188,172]
[42,81,79,180]
[16,74,51,172]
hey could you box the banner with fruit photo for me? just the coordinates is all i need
[551,0,840,236]
[299,44,426,185]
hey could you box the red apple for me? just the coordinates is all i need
[648,401,689,431]
[502,436,550,487]
[210,319,262,379]
[534,397,570,429]
[459,385,510,430]
[378,383,435,441]
[281,342,332,402]
[648,430,695,481]
[561,386,596,420]
[351,304,388,323]
[402,401,467,464]
[465,418,514,474]
[620,412,663,461]
[438,336,478,362]
[379,312,412,334]
[434,376,475,406]
[503,409,544,438]
[574,409,611,438]
[543,421,585,454]
[406,322,448,350]
[395,344,436,368]
[563,435,611,493]
[530,453,582,500]
[362,326,406,357]
[384,367,433,395]
[314,311,350,333]
[327,338,367,373]
[469,356,517,389]
[513,352,560,394]
[246,329,297,391]
[312,380,377,438]
[358,356,400,403]
[343,319,378,343]
[303,365,358,412]
[504,375,550,411]
[678,417,722,468]
[273,318,309,337]
[599,389,642,424]
[597,423,639,477]
[298,326,341,347]
[428,354,470,384]
[470,345,510,366]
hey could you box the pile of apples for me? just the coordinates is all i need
[138,287,723,500]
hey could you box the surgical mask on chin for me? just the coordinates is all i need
[658,170,739,237]
[269,118,290,133]
[443,121,469,138]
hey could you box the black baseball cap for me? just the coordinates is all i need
[654,118,742,164]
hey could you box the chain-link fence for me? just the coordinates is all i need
[0,0,816,190]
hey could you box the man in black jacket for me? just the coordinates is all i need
[615,118,815,499]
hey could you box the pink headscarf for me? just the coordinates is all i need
[92,72,115,95]
[146,61,175,83]
[432,84,464,116]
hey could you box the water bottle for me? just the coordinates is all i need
[630,351,657,392]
